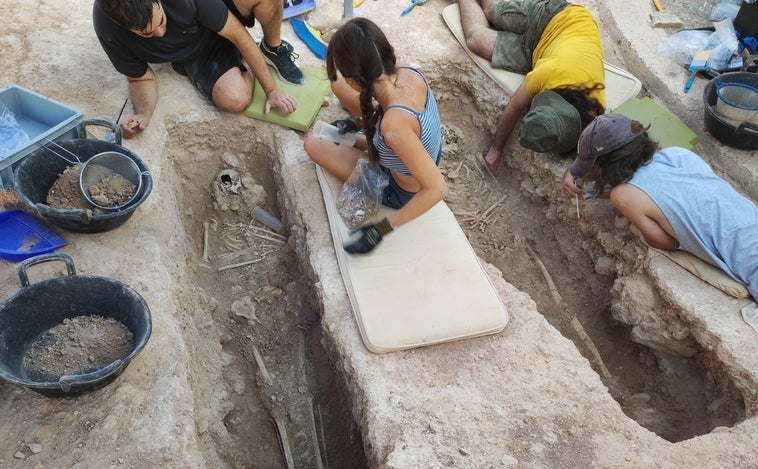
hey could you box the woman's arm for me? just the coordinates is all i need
[610,183,678,250]
[381,110,448,228]
[330,73,362,117]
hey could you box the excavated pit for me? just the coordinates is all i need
[159,75,746,467]
[163,117,367,468]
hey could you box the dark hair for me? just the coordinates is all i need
[553,83,606,129]
[326,18,397,164]
[96,0,158,31]
[593,120,657,188]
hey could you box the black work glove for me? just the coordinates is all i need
[343,217,394,254]
[330,116,361,134]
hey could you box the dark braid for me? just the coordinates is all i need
[359,88,381,163]
[325,18,397,165]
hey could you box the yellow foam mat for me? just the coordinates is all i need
[316,166,510,354]
[243,66,330,132]
[651,248,750,299]
[442,4,642,110]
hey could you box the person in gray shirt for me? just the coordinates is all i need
[562,113,758,301]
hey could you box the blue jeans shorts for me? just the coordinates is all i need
[379,150,443,209]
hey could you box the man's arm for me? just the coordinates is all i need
[484,82,532,173]
[216,12,296,114]
[121,67,157,139]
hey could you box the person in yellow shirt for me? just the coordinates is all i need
[459,0,606,173]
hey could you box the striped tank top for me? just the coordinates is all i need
[373,67,442,177]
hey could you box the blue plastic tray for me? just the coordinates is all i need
[0,210,67,262]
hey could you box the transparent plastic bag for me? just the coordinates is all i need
[710,1,740,22]
[336,159,389,229]
[0,103,30,158]
[657,30,711,67]
[657,20,739,71]
[705,19,739,71]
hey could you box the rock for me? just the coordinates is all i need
[230,296,258,325]
[594,255,617,276]
[221,152,241,167]
[501,453,518,466]
[630,326,697,358]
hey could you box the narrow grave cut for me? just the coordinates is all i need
[163,114,367,468]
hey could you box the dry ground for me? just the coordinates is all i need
[0,0,752,466]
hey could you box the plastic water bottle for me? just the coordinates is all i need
[313,120,357,146]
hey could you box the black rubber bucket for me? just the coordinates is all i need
[12,119,153,233]
[0,253,152,396]
[703,71,758,150]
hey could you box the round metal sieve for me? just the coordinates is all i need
[79,151,143,211]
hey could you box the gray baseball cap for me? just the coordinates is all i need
[569,113,641,178]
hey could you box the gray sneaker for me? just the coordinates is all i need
[259,39,304,85]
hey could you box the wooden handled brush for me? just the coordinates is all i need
[650,0,683,28]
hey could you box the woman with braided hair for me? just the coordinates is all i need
[304,18,447,254]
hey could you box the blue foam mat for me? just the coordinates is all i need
[291,18,327,59]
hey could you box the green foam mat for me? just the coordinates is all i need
[243,66,330,132]
[616,97,697,150]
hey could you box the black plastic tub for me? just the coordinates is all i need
[703,71,758,150]
[12,120,153,233]
[0,253,151,396]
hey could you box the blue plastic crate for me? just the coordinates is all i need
[0,210,67,262]
[0,85,84,189]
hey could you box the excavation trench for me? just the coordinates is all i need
[430,81,747,443]
[0,90,746,466]
[166,119,366,468]
[163,77,745,466]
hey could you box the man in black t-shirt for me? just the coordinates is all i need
[94,0,303,138]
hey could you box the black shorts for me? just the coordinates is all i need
[171,0,255,101]
[171,36,246,101]
[224,0,257,28]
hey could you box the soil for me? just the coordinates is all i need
[169,149,367,468]
[0,0,747,466]
[22,315,134,380]
[85,168,137,208]
[46,163,136,211]
[434,122,742,442]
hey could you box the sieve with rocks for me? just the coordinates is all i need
[40,138,144,211]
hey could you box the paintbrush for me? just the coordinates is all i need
[684,50,711,93]
[650,0,683,28]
